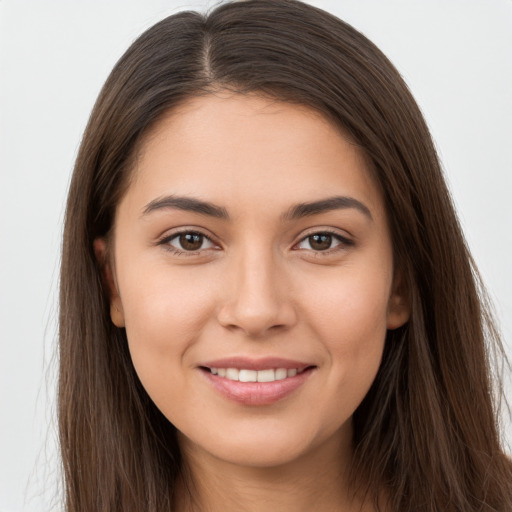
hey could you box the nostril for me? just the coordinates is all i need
[216,300,298,337]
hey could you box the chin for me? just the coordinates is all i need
[216,439,309,468]
[177,415,348,470]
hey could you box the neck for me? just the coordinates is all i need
[174,427,376,512]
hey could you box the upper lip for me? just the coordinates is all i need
[199,357,314,371]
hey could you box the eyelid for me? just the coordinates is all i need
[293,228,354,253]
[157,227,221,254]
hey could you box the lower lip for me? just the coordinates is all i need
[200,368,314,406]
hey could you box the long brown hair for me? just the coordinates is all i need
[59,1,512,510]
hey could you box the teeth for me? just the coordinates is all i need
[257,369,275,382]
[226,368,239,380]
[239,369,257,382]
[209,367,303,382]
[275,368,287,380]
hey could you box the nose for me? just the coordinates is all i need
[216,249,297,338]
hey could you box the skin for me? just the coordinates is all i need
[96,92,409,512]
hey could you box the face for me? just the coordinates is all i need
[98,93,409,469]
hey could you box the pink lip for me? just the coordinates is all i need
[197,357,316,406]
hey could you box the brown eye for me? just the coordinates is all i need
[296,231,351,253]
[179,233,204,251]
[308,234,333,251]
[163,231,215,253]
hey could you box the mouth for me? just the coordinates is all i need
[198,358,316,406]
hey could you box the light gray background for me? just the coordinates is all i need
[1,1,511,510]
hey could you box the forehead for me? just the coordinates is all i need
[124,92,385,222]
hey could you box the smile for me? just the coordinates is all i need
[207,367,302,382]
[199,358,316,406]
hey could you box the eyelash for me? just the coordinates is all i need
[295,230,354,255]
[157,229,353,257]
[158,230,217,256]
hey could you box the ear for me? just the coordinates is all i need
[386,269,410,330]
[93,238,125,328]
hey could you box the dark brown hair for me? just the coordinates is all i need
[59,1,512,510]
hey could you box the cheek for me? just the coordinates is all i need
[117,263,217,401]
[302,263,391,346]
[298,265,390,410]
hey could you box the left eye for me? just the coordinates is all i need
[296,233,346,251]
[166,232,215,252]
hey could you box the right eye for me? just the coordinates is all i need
[161,231,216,254]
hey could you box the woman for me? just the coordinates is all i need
[59,0,512,510]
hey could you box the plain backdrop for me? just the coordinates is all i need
[1,1,511,510]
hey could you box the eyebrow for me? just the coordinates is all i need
[282,196,373,221]
[141,194,372,221]
[142,195,229,219]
